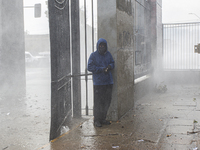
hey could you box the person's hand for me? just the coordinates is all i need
[103,65,111,73]
[103,68,109,73]
[106,65,112,71]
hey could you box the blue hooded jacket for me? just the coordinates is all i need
[88,38,114,85]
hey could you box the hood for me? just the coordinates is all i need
[96,38,107,55]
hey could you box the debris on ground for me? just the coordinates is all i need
[137,139,144,142]
[84,133,119,137]
[193,120,198,123]
[154,82,167,93]
[187,130,200,134]
[112,146,119,148]
[137,139,156,143]
[2,146,8,150]
[60,126,69,135]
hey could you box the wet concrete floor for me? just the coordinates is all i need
[39,84,200,150]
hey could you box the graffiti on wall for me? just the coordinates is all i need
[117,0,132,16]
[119,31,132,48]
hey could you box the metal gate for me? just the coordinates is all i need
[79,0,97,116]
[163,22,200,70]
[48,0,97,140]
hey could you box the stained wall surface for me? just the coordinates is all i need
[0,0,25,94]
[98,0,162,121]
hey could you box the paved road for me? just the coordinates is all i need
[0,67,51,150]
[0,67,93,150]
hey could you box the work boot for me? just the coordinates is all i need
[101,120,111,125]
[94,121,102,127]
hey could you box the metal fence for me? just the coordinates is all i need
[163,22,200,70]
[79,0,97,116]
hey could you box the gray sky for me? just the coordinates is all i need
[23,0,49,35]
[162,0,200,23]
[23,0,200,34]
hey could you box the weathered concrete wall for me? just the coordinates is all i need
[0,0,25,94]
[156,0,163,72]
[97,0,162,121]
[150,0,163,83]
[134,0,162,102]
[134,77,153,101]
[134,0,152,78]
[116,6,134,119]
[0,1,2,51]
[98,0,134,121]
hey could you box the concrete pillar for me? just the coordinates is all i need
[0,1,2,56]
[97,0,134,121]
[150,0,163,81]
[0,0,25,95]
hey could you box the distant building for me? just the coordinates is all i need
[25,34,50,56]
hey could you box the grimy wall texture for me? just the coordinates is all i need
[0,0,25,94]
[98,0,162,121]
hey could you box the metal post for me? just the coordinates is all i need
[71,0,81,118]
[91,0,94,52]
[84,0,88,115]
[91,0,94,116]
[49,0,71,140]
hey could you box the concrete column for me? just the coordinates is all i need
[150,0,163,81]
[0,1,2,56]
[0,0,25,95]
[97,0,134,121]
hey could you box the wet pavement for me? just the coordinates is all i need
[1,67,200,150]
[0,67,51,150]
[38,84,200,150]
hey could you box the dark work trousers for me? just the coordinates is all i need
[93,84,113,123]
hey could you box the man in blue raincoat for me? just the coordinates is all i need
[88,38,115,127]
